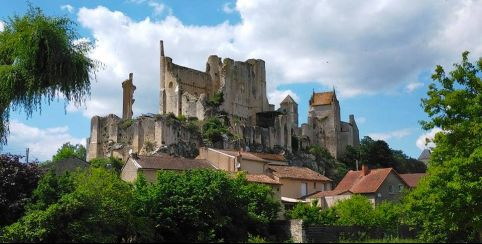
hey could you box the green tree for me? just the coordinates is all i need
[341,137,426,173]
[1,168,141,243]
[334,195,375,227]
[404,51,482,242]
[131,170,280,242]
[202,117,230,147]
[52,142,86,162]
[0,5,97,145]
[89,156,124,174]
[0,154,41,227]
[288,202,337,225]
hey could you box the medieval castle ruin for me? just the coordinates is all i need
[86,41,360,161]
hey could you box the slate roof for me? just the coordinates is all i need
[334,168,409,194]
[52,157,89,175]
[134,155,215,170]
[418,149,431,161]
[268,165,332,181]
[400,173,426,188]
[245,174,282,185]
[281,95,297,104]
[310,92,335,106]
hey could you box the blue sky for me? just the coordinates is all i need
[1,0,481,161]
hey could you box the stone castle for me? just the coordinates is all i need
[86,41,359,161]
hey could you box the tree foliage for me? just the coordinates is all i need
[89,156,124,174]
[0,5,97,145]
[341,136,426,174]
[404,51,482,242]
[52,142,86,162]
[131,170,280,242]
[202,116,230,147]
[0,154,41,227]
[1,168,139,243]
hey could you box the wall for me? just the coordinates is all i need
[197,147,236,172]
[239,159,267,174]
[278,178,328,199]
[375,172,406,205]
[120,158,139,182]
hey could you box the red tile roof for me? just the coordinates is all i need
[400,173,426,188]
[310,92,335,106]
[301,189,352,199]
[245,174,282,185]
[134,155,215,170]
[216,149,269,163]
[334,168,409,194]
[250,152,287,162]
[268,165,332,182]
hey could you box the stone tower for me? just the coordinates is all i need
[122,73,136,120]
[280,95,298,128]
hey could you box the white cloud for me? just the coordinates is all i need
[416,127,443,151]
[60,4,74,13]
[4,121,85,162]
[406,82,423,92]
[0,21,4,32]
[368,128,412,141]
[74,1,482,118]
[268,90,300,109]
[223,2,236,14]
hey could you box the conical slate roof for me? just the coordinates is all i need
[418,149,431,161]
[280,95,297,104]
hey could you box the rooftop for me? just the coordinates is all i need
[245,174,282,185]
[268,165,332,182]
[334,168,409,194]
[400,173,426,188]
[309,91,335,106]
[133,155,215,170]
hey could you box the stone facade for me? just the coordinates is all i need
[86,40,359,161]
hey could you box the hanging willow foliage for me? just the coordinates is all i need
[0,6,98,146]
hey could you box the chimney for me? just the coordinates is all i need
[361,164,369,176]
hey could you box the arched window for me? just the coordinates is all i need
[169,82,173,88]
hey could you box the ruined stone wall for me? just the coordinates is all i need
[86,114,202,161]
[219,58,270,125]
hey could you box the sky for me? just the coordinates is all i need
[1,0,481,162]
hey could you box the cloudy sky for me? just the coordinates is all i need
[1,0,481,161]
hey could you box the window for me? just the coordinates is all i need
[314,182,316,189]
[389,185,394,194]
[301,183,307,197]
[168,82,173,88]
[398,185,404,192]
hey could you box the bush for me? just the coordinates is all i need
[131,170,280,242]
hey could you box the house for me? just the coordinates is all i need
[120,153,216,182]
[302,164,409,208]
[197,147,333,200]
[196,147,270,174]
[400,173,426,188]
[267,165,332,199]
[50,157,89,175]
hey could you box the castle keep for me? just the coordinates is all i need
[86,41,359,161]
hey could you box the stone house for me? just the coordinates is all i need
[120,154,215,182]
[196,147,333,200]
[267,165,332,200]
[302,164,409,208]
